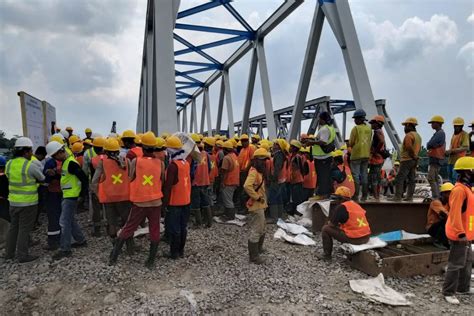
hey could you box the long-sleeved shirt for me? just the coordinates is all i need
[329,204,349,226]
[270,150,285,183]
[243,167,267,212]
[427,129,446,164]
[43,157,61,193]
[369,128,385,165]
[162,160,179,207]
[447,181,471,240]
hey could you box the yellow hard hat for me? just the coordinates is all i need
[334,186,352,198]
[166,136,183,149]
[252,134,261,140]
[69,135,80,145]
[229,138,238,147]
[453,156,474,171]
[191,133,201,143]
[85,128,92,133]
[401,117,418,126]
[275,139,289,152]
[161,132,170,139]
[155,137,166,149]
[141,131,157,147]
[394,161,400,166]
[121,130,136,139]
[332,150,344,157]
[428,115,444,124]
[307,134,315,140]
[452,117,464,126]
[134,134,142,145]
[237,141,242,147]
[439,182,454,193]
[259,142,270,151]
[50,135,64,145]
[203,137,216,147]
[222,140,234,150]
[216,140,224,148]
[198,133,204,140]
[240,134,249,140]
[253,148,270,159]
[104,138,120,151]
[300,147,310,153]
[71,142,84,154]
[92,137,106,148]
[290,139,302,149]
[65,126,73,131]
[84,139,92,146]
[339,144,348,150]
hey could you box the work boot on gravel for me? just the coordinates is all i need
[125,238,140,255]
[248,241,265,265]
[145,242,159,269]
[109,238,125,265]
[18,255,39,263]
[52,250,72,261]
[258,234,266,254]
[316,252,332,261]
[202,207,213,228]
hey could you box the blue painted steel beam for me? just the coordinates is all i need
[176,81,202,88]
[175,60,219,67]
[175,71,204,85]
[176,102,185,107]
[177,0,232,19]
[175,35,247,55]
[175,23,254,38]
[179,67,216,76]
[223,3,254,32]
[174,34,220,65]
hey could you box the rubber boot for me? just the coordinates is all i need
[353,182,360,202]
[178,231,187,258]
[145,242,159,269]
[248,241,265,265]
[266,205,279,224]
[109,238,125,266]
[202,207,213,228]
[125,238,139,255]
[258,234,266,254]
[164,234,180,260]
[192,208,203,228]
[361,183,368,202]
[374,185,380,200]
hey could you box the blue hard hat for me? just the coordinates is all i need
[352,109,367,118]
[0,155,6,167]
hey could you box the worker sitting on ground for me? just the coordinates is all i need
[426,182,453,249]
[317,186,371,261]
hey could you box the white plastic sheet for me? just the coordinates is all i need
[349,273,412,306]
[340,237,387,254]
[273,228,316,246]
[213,216,246,227]
[297,199,331,217]
[276,219,312,236]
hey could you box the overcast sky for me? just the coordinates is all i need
[0,0,473,145]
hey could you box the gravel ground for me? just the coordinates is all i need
[1,211,473,315]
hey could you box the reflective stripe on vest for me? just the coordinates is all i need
[130,156,163,203]
[223,153,240,186]
[169,160,191,206]
[5,158,38,204]
[446,183,474,241]
[312,125,336,157]
[340,200,371,238]
[61,156,82,198]
[98,157,130,203]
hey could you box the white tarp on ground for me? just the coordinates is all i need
[340,237,388,254]
[213,214,247,227]
[273,228,316,246]
[349,274,412,306]
[276,219,312,236]
[297,199,331,217]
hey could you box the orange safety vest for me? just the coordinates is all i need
[75,155,84,167]
[223,152,240,186]
[446,183,474,241]
[303,159,316,189]
[290,153,303,184]
[428,131,446,159]
[169,160,191,206]
[334,164,356,197]
[193,150,210,186]
[98,157,130,203]
[450,131,467,159]
[91,154,105,170]
[154,151,166,162]
[209,153,218,183]
[265,158,273,183]
[129,156,163,203]
[340,200,371,238]
[238,146,254,171]
[130,146,143,158]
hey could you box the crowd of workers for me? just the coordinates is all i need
[0,110,473,304]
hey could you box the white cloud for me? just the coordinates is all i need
[468,13,474,24]
[458,42,474,77]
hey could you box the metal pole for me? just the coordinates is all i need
[288,2,325,140]
[204,87,212,135]
[191,99,198,133]
[182,106,188,133]
[241,47,258,135]
[146,31,153,131]
[223,69,235,137]
[256,40,277,140]
[342,111,347,141]
[215,76,225,134]
[200,94,206,134]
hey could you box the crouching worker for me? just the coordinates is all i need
[318,186,371,261]
[426,182,453,249]
[244,148,270,265]
[109,132,164,268]
[92,138,135,251]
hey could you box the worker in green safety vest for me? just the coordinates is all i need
[46,141,89,260]
[4,137,45,263]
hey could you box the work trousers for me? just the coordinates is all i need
[303,187,315,202]
[427,220,449,248]
[314,157,333,197]
[119,204,161,242]
[394,159,417,199]
[368,164,383,198]
[167,205,191,256]
[0,198,10,222]
[350,158,369,200]
[105,201,131,238]
[91,193,103,227]
[428,163,441,199]
[442,241,472,296]
[447,164,458,185]
[267,182,283,205]
[235,172,249,213]
[5,205,37,259]
[321,224,370,256]
[248,209,265,243]
[290,182,304,214]
[221,185,237,209]
[46,192,62,247]
[60,199,86,252]
[191,186,211,209]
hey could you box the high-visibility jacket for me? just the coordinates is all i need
[61,156,82,198]
[193,150,210,186]
[5,157,38,205]
[154,151,166,162]
[91,154,105,170]
[334,164,355,197]
[223,153,240,186]
[312,125,336,157]
[400,131,422,161]
[130,156,163,203]
[303,159,317,189]
[349,124,372,160]
[446,182,474,241]
[169,160,191,206]
[65,146,73,158]
[290,153,303,184]
[98,157,130,203]
[238,146,254,171]
[340,200,371,238]
[86,148,96,160]
[130,146,143,158]
[448,131,468,164]
[209,153,218,183]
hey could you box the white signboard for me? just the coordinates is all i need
[19,92,45,149]
[42,101,56,141]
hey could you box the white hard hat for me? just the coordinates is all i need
[51,133,65,140]
[60,130,69,139]
[46,141,64,156]
[14,137,33,148]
